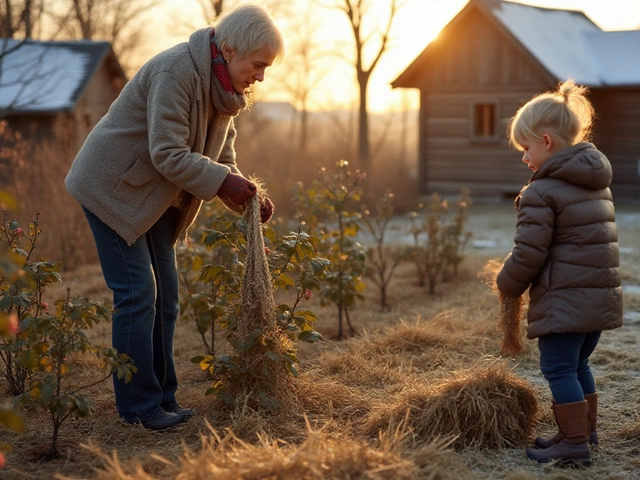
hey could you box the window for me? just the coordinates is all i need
[471,101,498,141]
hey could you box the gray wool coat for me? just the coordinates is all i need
[65,28,240,246]
[497,142,623,339]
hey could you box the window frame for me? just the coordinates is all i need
[469,100,500,143]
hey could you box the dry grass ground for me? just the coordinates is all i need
[2,203,640,479]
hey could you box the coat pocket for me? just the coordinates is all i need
[114,159,161,214]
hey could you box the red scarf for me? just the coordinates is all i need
[209,29,247,115]
[210,29,234,93]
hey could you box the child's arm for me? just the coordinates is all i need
[497,190,555,298]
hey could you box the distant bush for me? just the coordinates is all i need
[406,189,472,294]
[293,160,367,338]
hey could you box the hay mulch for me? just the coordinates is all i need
[368,320,452,354]
[363,358,539,449]
[62,421,420,480]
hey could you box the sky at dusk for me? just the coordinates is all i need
[152,0,640,112]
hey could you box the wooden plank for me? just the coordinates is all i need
[416,8,552,91]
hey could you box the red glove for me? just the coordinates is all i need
[217,172,257,207]
[260,197,274,223]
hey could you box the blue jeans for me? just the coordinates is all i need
[83,206,181,422]
[538,331,601,405]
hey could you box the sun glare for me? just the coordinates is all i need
[367,0,468,112]
[148,0,639,113]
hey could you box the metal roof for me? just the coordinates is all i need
[0,39,125,114]
[393,0,640,88]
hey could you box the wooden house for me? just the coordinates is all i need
[392,0,640,201]
[0,39,126,150]
[0,39,126,268]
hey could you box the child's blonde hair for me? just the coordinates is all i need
[508,79,595,151]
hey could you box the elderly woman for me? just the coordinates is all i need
[65,4,284,431]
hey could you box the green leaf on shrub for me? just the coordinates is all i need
[279,274,295,287]
[200,265,227,284]
[287,363,298,377]
[0,408,25,432]
[202,230,229,248]
[73,395,93,417]
[298,331,323,343]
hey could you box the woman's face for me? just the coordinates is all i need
[225,45,276,95]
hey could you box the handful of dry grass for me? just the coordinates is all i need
[479,259,526,356]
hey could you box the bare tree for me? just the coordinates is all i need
[323,0,402,165]
[169,0,228,35]
[170,0,288,37]
[1,0,46,38]
[46,0,161,72]
[275,7,329,162]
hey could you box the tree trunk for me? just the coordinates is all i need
[357,74,369,164]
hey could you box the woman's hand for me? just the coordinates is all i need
[260,197,274,223]
[217,172,256,207]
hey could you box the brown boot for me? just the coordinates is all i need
[535,400,562,448]
[527,400,591,467]
[585,392,598,446]
[536,394,599,448]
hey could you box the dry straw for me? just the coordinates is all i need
[235,183,296,409]
[479,259,526,356]
[70,420,417,480]
[364,358,539,449]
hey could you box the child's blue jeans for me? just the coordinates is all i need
[83,206,181,423]
[538,331,601,405]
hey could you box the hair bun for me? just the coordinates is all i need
[559,79,577,101]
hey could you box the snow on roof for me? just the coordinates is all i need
[584,30,640,86]
[491,0,640,87]
[0,39,106,113]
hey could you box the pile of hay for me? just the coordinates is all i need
[368,320,450,353]
[364,358,539,449]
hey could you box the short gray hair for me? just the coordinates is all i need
[214,3,285,62]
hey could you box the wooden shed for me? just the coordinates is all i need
[0,39,126,268]
[0,39,126,151]
[392,0,640,201]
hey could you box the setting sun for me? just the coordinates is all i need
[147,0,640,113]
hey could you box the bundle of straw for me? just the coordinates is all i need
[236,184,296,409]
[479,259,526,356]
[239,186,277,343]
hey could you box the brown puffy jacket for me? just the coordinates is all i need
[497,142,623,339]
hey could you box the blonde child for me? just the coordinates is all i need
[497,79,623,466]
